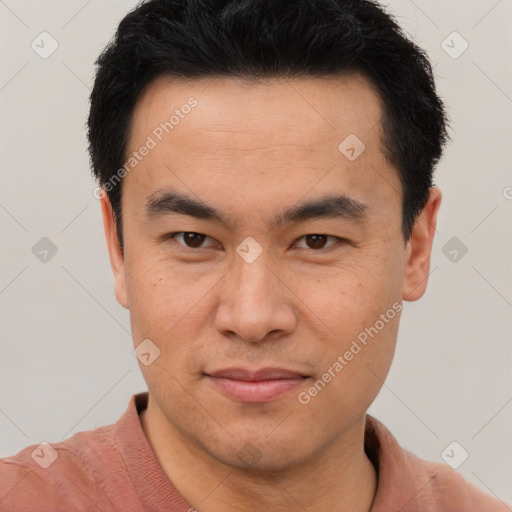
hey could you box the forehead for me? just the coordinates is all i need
[123,73,401,225]
[131,73,383,151]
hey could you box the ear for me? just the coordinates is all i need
[100,190,129,309]
[402,186,442,302]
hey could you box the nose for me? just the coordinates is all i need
[214,250,298,344]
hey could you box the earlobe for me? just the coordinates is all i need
[402,186,442,302]
[100,191,129,309]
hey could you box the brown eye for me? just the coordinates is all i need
[295,234,340,250]
[305,235,327,249]
[170,232,215,249]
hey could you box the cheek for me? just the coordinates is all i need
[125,251,209,331]
[299,305,400,430]
[294,249,402,333]
[124,255,222,380]
[292,249,402,399]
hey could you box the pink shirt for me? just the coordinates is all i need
[1,392,508,511]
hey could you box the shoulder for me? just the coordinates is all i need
[403,449,509,511]
[0,424,120,511]
[0,457,57,512]
[365,415,510,511]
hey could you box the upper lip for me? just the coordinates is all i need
[206,367,308,381]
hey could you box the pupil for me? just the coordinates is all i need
[185,232,204,247]
[307,235,326,249]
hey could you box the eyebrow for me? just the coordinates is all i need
[145,188,368,229]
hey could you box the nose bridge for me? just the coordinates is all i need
[232,248,277,313]
[215,247,296,343]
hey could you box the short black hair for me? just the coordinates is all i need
[87,0,449,253]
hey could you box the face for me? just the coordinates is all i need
[101,73,440,471]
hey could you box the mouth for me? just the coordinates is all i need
[204,367,309,403]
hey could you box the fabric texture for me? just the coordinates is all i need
[1,392,508,512]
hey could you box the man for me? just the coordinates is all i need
[0,0,508,511]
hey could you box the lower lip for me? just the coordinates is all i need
[207,376,306,403]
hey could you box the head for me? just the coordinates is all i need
[88,0,448,472]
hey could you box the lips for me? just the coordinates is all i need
[205,367,308,403]
[208,367,307,381]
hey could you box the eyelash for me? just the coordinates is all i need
[165,232,348,252]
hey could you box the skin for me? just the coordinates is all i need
[100,73,441,512]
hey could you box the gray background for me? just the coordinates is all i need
[1,0,511,505]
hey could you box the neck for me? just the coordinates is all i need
[140,397,377,512]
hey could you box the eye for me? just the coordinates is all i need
[168,232,218,249]
[294,234,344,250]
[166,232,347,252]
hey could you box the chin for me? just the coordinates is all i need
[201,433,314,474]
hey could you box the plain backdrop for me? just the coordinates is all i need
[1,0,511,505]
